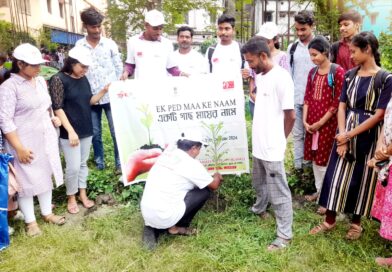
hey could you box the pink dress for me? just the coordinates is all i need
[0,74,63,197]
[371,98,392,241]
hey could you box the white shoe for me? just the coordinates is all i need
[8,226,14,235]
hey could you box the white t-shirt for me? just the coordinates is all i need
[173,49,208,75]
[126,34,177,79]
[141,148,213,229]
[252,65,294,162]
[207,41,243,77]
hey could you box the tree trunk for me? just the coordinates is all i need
[224,0,236,17]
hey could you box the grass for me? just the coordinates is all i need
[1,111,391,271]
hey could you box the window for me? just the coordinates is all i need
[47,0,52,14]
[266,11,273,22]
[59,2,64,18]
[70,15,75,32]
[19,0,31,15]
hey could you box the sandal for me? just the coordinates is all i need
[345,223,363,240]
[309,221,336,235]
[78,197,95,209]
[168,226,197,236]
[267,237,291,251]
[67,202,80,214]
[375,257,392,268]
[259,211,271,220]
[304,192,319,202]
[43,214,66,225]
[26,222,42,237]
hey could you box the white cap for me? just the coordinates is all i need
[145,9,166,26]
[256,22,279,40]
[68,46,92,66]
[180,129,208,146]
[13,43,47,65]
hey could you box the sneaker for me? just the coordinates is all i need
[8,226,14,235]
[96,164,105,170]
[114,167,122,175]
[142,226,158,250]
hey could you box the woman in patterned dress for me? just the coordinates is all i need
[368,92,392,268]
[0,44,65,236]
[302,36,345,214]
[309,32,392,240]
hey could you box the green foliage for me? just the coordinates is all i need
[37,28,59,51]
[199,36,217,55]
[106,0,220,44]
[0,20,36,52]
[137,104,154,145]
[379,32,392,71]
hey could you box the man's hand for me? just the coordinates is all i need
[16,147,34,164]
[120,71,129,80]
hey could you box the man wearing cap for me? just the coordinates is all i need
[121,9,184,80]
[140,132,223,250]
[75,7,123,173]
[173,26,208,75]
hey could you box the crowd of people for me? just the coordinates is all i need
[0,6,391,268]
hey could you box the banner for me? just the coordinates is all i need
[109,74,249,185]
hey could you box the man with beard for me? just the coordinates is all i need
[75,7,123,173]
[121,10,185,80]
[206,14,245,77]
[242,38,295,251]
[287,10,315,176]
[173,26,207,75]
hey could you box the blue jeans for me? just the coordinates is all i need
[91,103,120,169]
[249,99,255,119]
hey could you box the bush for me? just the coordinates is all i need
[379,32,392,71]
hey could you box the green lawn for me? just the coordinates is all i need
[1,114,391,271]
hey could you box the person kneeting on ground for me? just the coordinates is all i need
[140,131,223,250]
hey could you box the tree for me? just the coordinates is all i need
[0,20,36,52]
[295,0,372,42]
[106,0,221,46]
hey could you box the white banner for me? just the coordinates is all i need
[109,74,249,185]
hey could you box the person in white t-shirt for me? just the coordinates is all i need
[121,10,185,80]
[140,131,223,250]
[205,14,244,77]
[242,38,295,251]
[173,26,208,75]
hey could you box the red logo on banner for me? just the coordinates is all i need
[137,52,143,57]
[117,91,129,98]
[223,81,235,89]
[213,58,219,63]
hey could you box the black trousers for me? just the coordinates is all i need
[176,187,211,227]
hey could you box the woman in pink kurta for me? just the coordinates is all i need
[369,95,392,268]
[0,44,65,236]
[302,36,344,211]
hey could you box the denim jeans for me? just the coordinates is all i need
[91,103,120,168]
[249,99,255,119]
[292,104,305,169]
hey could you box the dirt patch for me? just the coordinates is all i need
[63,204,121,226]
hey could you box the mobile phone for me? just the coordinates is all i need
[345,152,355,163]
[375,159,389,168]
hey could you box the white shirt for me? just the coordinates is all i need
[141,148,213,229]
[207,41,243,77]
[125,34,177,79]
[252,65,294,161]
[173,49,208,75]
[287,39,315,105]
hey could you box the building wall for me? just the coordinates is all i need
[348,0,392,37]
[0,0,108,39]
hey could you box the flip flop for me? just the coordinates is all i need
[267,237,291,251]
[43,214,66,225]
[168,226,197,236]
[67,202,80,214]
[78,197,95,209]
[304,192,319,202]
[26,222,42,237]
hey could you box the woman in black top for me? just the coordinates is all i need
[49,47,109,214]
